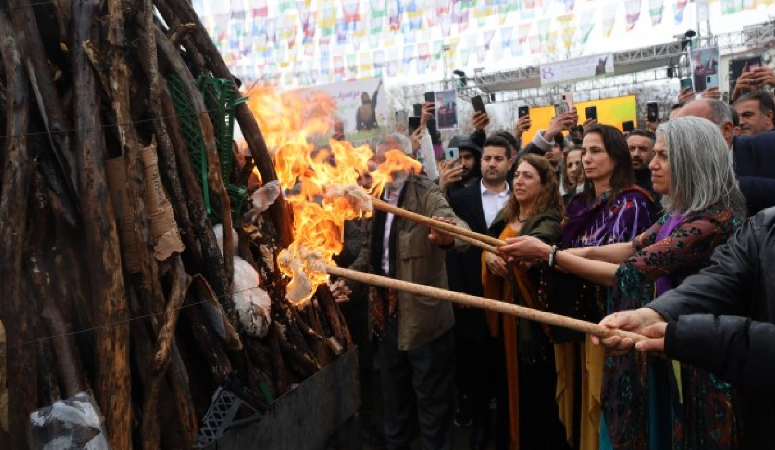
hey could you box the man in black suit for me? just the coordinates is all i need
[679,99,775,215]
[447,136,513,450]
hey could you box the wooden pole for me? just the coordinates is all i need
[372,198,506,247]
[325,266,645,342]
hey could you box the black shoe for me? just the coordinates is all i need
[361,421,386,449]
[470,417,490,450]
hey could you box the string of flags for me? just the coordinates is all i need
[192,0,772,88]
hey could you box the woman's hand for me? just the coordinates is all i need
[499,235,551,262]
[485,252,509,278]
[591,308,666,355]
[564,247,590,258]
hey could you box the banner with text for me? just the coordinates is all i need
[539,53,614,86]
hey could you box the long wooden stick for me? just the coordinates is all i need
[448,231,498,253]
[372,198,506,247]
[326,266,645,342]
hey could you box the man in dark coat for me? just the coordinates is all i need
[447,136,512,450]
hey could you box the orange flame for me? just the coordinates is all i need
[246,85,421,305]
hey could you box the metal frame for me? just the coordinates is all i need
[398,20,775,105]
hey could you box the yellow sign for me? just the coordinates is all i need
[521,94,637,144]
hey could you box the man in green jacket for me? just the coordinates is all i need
[348,132,471,450]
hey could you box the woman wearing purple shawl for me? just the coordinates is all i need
[502,117,745,450]
[505,124,659,449]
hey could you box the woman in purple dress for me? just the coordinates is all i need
[505,124,658,450]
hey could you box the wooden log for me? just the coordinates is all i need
[372,198,506,248]
[27,175,86,398]
[137,0,202,269]
[142,256,192,450]
[325,266,647,342]
[155,0,295,248]
[153,23,238,328]
[72,1,131,448]
[0,8,36,449]
[7,0,78,201]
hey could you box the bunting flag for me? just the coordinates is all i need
[461,0,475,8]
[558,0,576,13]
[336,18,349,45]
[523,0,536,19]
[624,0,642,31]
[556,13,575,50]
[649,0,665,26]
[544,30,559,53]
[497,1,518,25]
[402,44,415,65]
[406,0,424,30]
[440,14,452,37]
[370,16,385,37]
[474,1,494,27]
[360,51,373,77]
[720,0,743,14]
[371,0,387,18]
[281,11,298,47]
[304,41,315,57]
[388,0,403,31]
[493,40,504,61]
[484,29,496,50]
[320,0,336,36]
[518,23,532,44]
[266,17,279,46]
[279,0,295,13]
[579,8,597,44]
[301,10,317,44]
[528,35,541,54]
[347,53,358,79]
[254,0,269,18]
[509,37,524,57]
[500,26,514,49]
[460,45,472,66]
[744,0,756,9]
[537,18,552,46]
[446,37,460,70]
[374,49,386,76]
[457,9,471,33]
[673,0,688,24]
[433,40,444,60]
[387,47,400,76]
[601,2,619,37]
[352,23,367,50]
[343,0,361,30]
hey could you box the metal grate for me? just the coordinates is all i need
[196,376,270,447]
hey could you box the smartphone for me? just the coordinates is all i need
[747,56,762,72]
[562,92,574,111]
[518,106,530,118]
[426,117,438,140]
[408,116,421,135]
[555,103,570,116]
[680,77,694,92]
[413,103,423,117]
[424,91,436,103]
[705,74,719,89]
[647,102,659,122]
[622,120,635,132]
[585,106,597,121]
[445,147,460,167]
[471,95,486,113]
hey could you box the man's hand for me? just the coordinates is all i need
[678,86,696,105]
[411,127,422,152]
[484,252,509,278]
[634,322,668,353]
[473,111,490,132]
[732,70,760,101]
[329,279,352,304]
[421,101,434,129]
[702,86,721,100]
[546,112,575,141]
[514,115,532,138]
[582,118,597,133]
[590,308,666,355]
[438,159,463,192]
[428,216,456,246]
[570,107,579,128]
[752,65,775,87]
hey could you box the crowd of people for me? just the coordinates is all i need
[330,74,775,450]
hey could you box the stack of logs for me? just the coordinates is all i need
[0,0,351,448]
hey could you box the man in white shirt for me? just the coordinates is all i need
[446,136,512,450]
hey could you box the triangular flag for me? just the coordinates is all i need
[649,0,665,26]
[625,0,642,31]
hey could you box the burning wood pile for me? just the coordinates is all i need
[0,0,356,448]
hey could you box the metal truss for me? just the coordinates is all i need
[400,19,775,104]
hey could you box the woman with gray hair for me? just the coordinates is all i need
[500,116,744,450]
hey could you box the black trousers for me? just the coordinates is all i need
[339,297,377,425]
[455,334,495,422]
[379,323,456,450]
